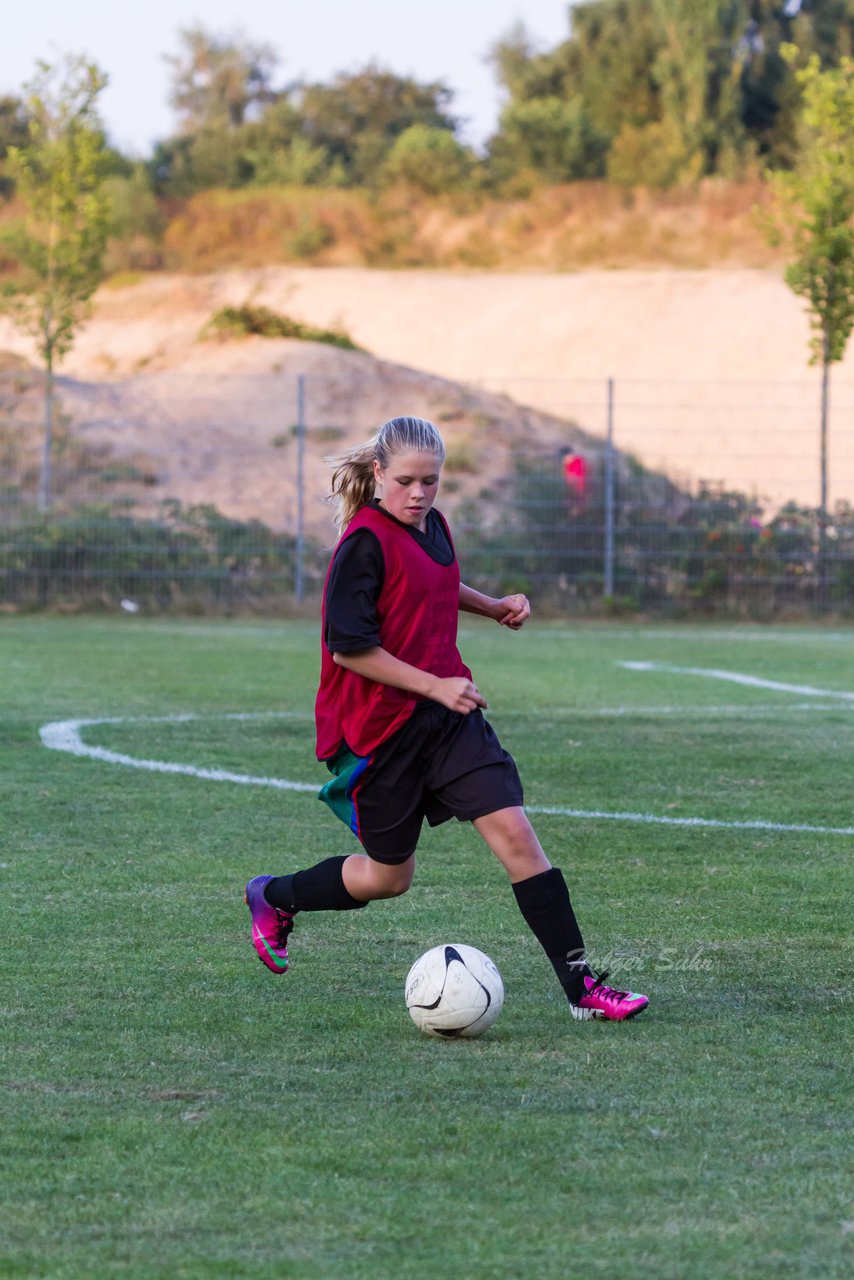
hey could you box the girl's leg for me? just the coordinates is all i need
[473,807,590,1004]
[472,806,551,881]
[473,806,649,1020]
[343,852,415,901]
[246,853,415,974]
[265,851,415,911]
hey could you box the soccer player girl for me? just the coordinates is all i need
[245,416,648,1022]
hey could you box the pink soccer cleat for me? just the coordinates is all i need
[570,971,649,1022]
[245,875,294,974]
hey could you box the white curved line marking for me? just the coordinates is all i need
[619,661,854,701]
[38,713,854,837]
[527,805,854,836]
[39,714,317,793]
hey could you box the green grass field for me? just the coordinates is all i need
[2,617,852,1280]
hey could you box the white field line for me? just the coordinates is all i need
[525,628,854,644]
[499,704,854,718]
[618,661,854,701]
[526,805,854,836]
[38,714,317,793]
[38,712,854,837]
[592,703,854,715]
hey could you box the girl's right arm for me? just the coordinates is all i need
[333,647,487,714]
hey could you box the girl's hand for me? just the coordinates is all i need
[496,594,530,630]
[432,676,488,714]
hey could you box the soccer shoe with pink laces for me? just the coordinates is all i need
[245,875,294,974]
[570,971,649,1022]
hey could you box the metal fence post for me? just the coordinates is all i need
[604,376,615,599]
[295,373,306,603]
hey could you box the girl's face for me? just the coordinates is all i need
[374,450,443,532]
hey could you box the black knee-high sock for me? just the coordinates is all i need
[264,856,367,913]
[512,866,592,1004]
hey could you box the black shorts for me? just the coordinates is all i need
[322,702,523,864]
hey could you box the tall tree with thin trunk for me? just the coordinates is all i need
[764,46,854,587]
[0,57,110,511]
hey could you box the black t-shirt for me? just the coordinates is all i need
[324,500,454,654]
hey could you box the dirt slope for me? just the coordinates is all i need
[1,265,851,520]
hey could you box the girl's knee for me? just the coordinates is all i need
[366,857,415,899]
[381,879,411,899]
[379,867,414,898]
[477,807,539,854]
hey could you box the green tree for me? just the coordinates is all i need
[725,2,854,167]
[554,0,662,138]
[152,61,457,194]
[0,57,111,511]
[103,164,165,270]
[488,1,854,186]
[738,3,799,165]
[381,124,476,194]
[244,98,338,187]
[165,25,279,132]
[296,66,458,186]
[488,0,721,185]
[764,46,854,573]
[0,95,29,198]
[148,130,250,194]
[607,117,694,188]
[486,19,575,108]
[487,5,661,184]
[491,95,607,182]
[651,0,750,179]
[793,0,854,62]
[248,135,337,187]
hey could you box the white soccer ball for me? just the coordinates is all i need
[404,943,504,1039]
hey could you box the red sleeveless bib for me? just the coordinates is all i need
[314,506,470,760]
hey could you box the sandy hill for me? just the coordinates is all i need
[1,265,852,527]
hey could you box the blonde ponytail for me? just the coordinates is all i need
[327,416,445,531]
[327,444,377,531]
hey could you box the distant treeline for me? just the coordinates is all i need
[1,3,852,277]
[2,2,853,204]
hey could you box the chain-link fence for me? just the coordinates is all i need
[1,365,852,615]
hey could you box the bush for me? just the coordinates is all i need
[199,304,363,351]
[380,125,477,195]
[452,453,854,617]
[607,120,702,190]
[0,501,320,611]
[490,97,608,184]
[103,167,166,272]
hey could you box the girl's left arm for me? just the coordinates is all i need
[459,583,530,630]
